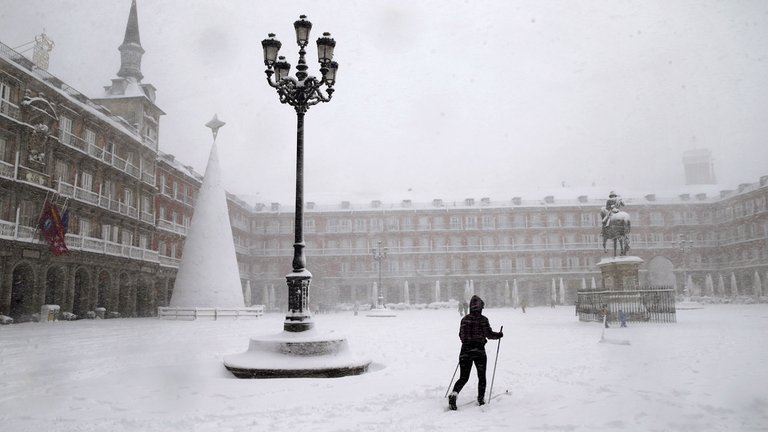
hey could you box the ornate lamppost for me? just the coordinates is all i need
[371,240,388,308]
[224,17,368,378]
[261,15,338,332]
[678,233,694,298]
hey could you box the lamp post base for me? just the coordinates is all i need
[223,328,371,379]
[284,269,314,332]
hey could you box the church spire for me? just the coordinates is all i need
[117,0,144,81]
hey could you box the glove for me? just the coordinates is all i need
[498,332,504,338]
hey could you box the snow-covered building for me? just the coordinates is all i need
[1,1,766,322]
[245,179,768,309]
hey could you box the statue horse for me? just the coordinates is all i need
[601,209,631,257]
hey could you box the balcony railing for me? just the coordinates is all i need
[157,218,188,236]
[65,234,159,263]
[0,219,158,264]
[0,159,14,179]
[57,133,154,186]
[159,255,181,268]
[0,98,21,120]
[57,180,145,223]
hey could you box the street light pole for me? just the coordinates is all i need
[261,16,338,332]
[678,233,693,299]
[372,240,388,308]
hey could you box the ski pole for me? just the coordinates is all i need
[444,361,459,398]
[488,325,503,404]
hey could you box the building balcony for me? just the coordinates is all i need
[56,180,143,222]
[0,159,13,179]
[58,133,153,186]
[157,218,188,236]
[0,219,158,263]
[159,254,181,268]
[0,98,21,120]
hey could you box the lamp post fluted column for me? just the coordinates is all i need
[372,241,388,308]
[261,15,338,332]
[678,234,693,299]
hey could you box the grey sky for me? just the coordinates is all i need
[2,0,767,204]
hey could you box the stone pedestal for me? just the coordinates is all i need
[223,329,371,378]
[596,256,644,291]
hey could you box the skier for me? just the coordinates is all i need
[448,295,503,410]
[619,309,627,328]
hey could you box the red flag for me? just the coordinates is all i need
[38,200,69,256]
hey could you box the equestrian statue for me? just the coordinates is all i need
[600,191,631,257]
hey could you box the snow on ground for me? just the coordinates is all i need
[1,305,767,432]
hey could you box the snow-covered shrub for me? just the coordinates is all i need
[0,315,13,325]
[61,312,77,321]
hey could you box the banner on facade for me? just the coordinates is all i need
[38,200,69,256]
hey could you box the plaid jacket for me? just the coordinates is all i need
[459,312,502,346]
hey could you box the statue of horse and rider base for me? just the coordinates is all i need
[600,191,631,257]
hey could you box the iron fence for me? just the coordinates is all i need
[576,286,676,323]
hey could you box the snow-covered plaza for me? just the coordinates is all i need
[1,304,766,432]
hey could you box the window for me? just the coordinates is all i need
[418,217,430,230]
[158,206,166,221]
[500,258,512,272]
[84,129,96,147]
[18,200,37,226]
[547,213,560,227]
[465,216,478,229]
[354,218,366,232]
[650,212,664,226]
[141,195,152,214]
[103,179,115,199]
[122,229,134,246]
[54,160,71,184]
[550,257,562,269]
[59,116,73,145]
[401,216,413,230]
[0,81,13,116]
[340,219,352,233]
[78,218,91,237]
[563,213,576,227]
[327,219,339,233]
[515,258,526,272]
[305,219,316,233]
[370,218,382,232]
[123,188,134,207]
[80,171,93,191]
[450,216,461,230]
[482,215,494,229]
[0,135,10,162]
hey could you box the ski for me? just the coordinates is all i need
[445,389,510,411]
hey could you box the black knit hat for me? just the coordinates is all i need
[469,295,484,312]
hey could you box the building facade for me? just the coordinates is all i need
[1,3,766,321]
[245,183,768,310]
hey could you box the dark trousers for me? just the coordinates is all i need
[451,344,487,400]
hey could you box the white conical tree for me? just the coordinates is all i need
[170,115,244,308]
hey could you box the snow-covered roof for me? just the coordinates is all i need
[248,176,767,213]
[0,41,149,147]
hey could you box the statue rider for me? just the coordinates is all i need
[601,191,624,228]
